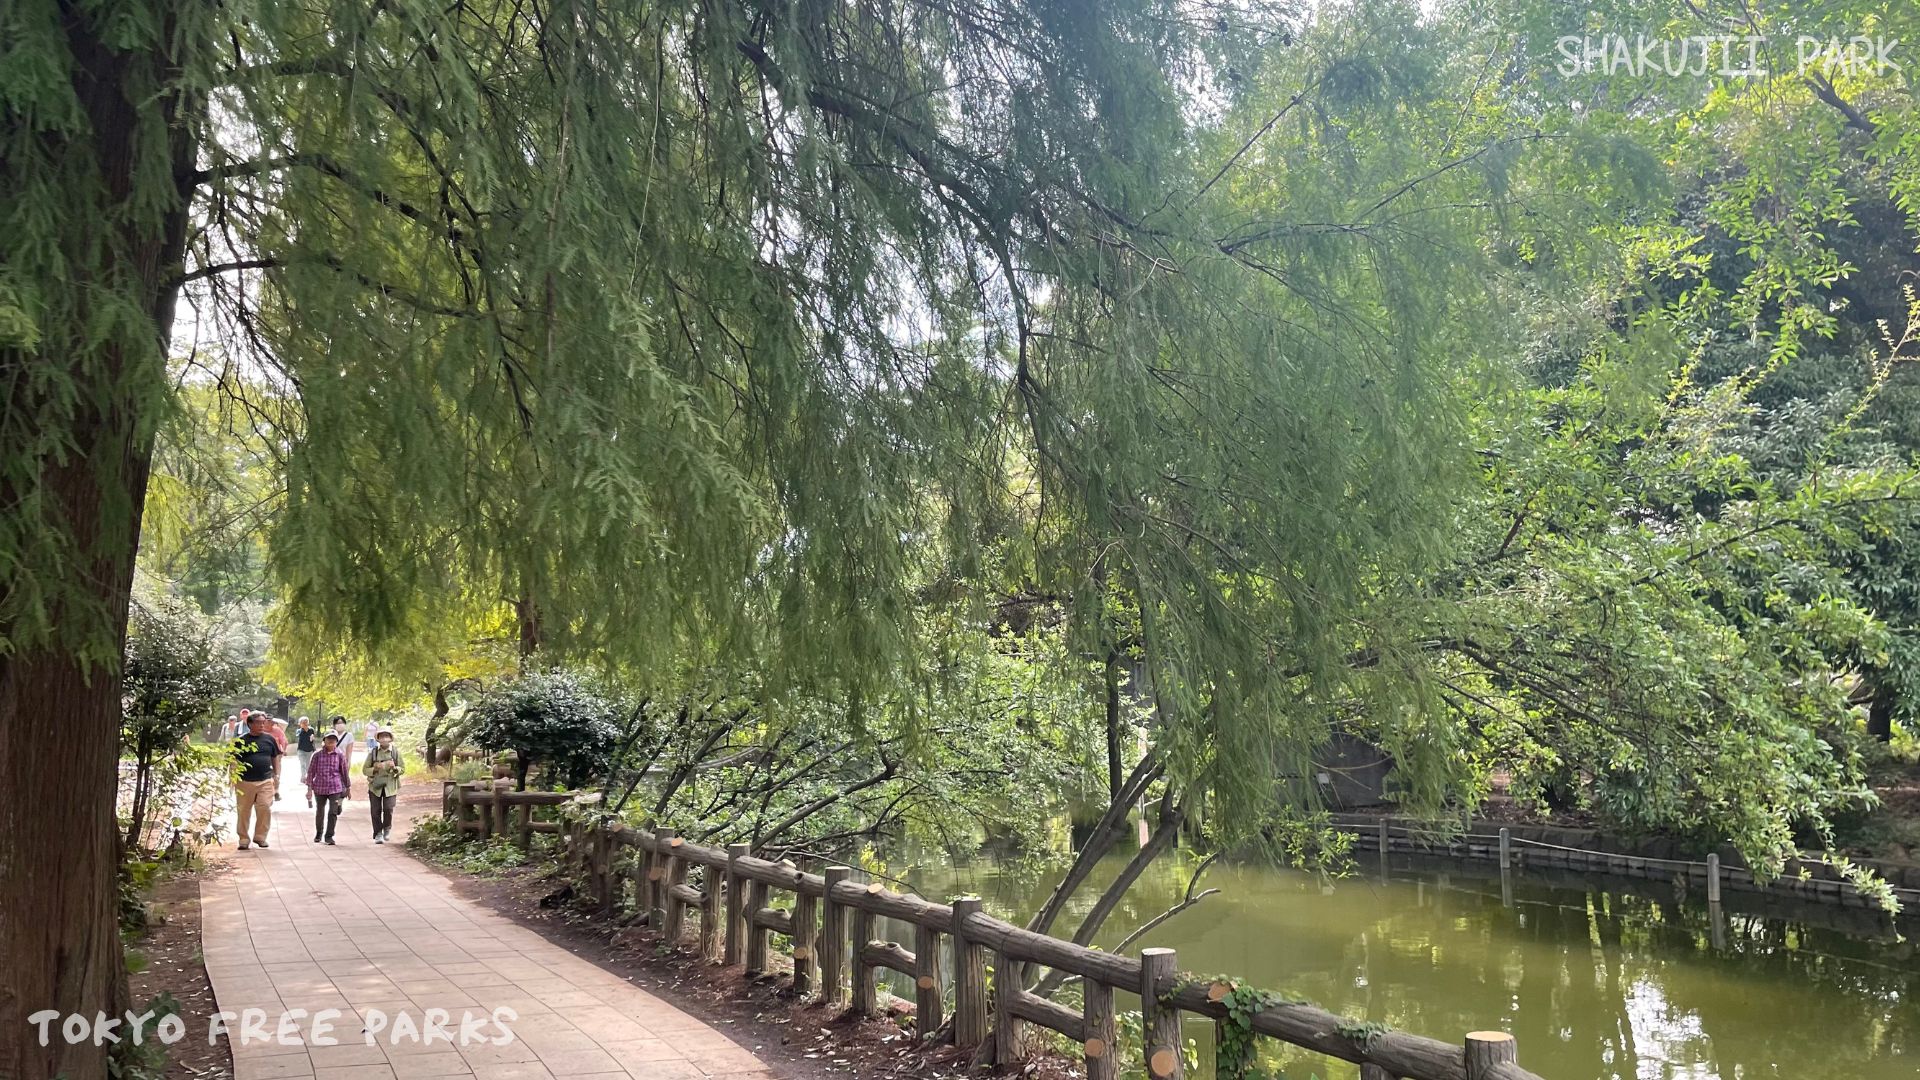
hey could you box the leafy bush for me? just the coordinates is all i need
[405,816,535,876]
[467,671,619,789]
[121,595,247,852]
[108,992,181,1080]
[404,813,464,855]
[117,858,163,936]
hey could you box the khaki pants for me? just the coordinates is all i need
[235,778,275,844]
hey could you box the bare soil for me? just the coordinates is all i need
[127,859,235,1078]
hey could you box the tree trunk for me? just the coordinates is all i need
[1868,692,1895,743]
[1104,648,1124,801]
[1033,794,1187,997]
[0,7,199,1076]
[1,390,161,1073]
[425,683,450,767]
[124,751,153,853]
[1020,749,1162,962]
[515,583,541,670]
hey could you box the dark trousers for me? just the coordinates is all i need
[369,793,397,835]
[313,792,344,839]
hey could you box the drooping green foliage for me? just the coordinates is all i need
[14,0,1920,1001]
[604,618,1108,859]
[119,0,1566,837]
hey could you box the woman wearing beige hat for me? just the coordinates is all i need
[362,726,405,843]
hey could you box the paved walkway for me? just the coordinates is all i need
[201,774,778,1080]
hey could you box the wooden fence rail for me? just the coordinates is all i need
[446,782,1540,1080]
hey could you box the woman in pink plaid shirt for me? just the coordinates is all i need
[306,733,352,844]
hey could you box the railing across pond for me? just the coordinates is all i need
[444,779,1541,1080]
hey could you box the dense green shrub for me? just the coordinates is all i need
[467,672,619,789]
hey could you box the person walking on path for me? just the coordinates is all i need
[232,714,282,850]
[220,714,238,741]
[292,717,318,791]
[362,727,405,843]
[269,718,289,801]
[306,733,352,845]
[330,716,355,765]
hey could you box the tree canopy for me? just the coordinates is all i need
[9,0,1920,1072]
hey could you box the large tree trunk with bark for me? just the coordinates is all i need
[1,615,142,1080]
[0,7,198,1077]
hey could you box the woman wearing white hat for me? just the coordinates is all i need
[362,726,405,843]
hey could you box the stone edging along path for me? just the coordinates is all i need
[200,790,781,1080]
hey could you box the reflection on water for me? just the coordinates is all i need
[874,843,1920,1079]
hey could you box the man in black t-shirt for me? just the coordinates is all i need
[233,714,283,849]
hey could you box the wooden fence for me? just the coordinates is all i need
[445,780,1542,1080]
[1332,816,1920,910]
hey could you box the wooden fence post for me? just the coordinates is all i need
[699,864,721,960]
[745,878,770,976]
[851,885,878,1016]
[791,882,819,996]
[821,867,851,1005]
[992,949,1019,1066]
[636,821,656,922]
[595,823,615,916]
[1498,827,1511,869]
[517,799,534,851]
[1083,978,1116,1080]
[914,922,944,1042]
[724,843,749,965]
[1706,853,1722,904]
[1377,819,1389,856]
[480,784,497,841]
[1140,947,1183,1080]
[1465,1031,1518,1079]
[950,897,988,1051]
[662,830,686,944]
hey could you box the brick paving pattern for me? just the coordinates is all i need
[201,777,778,1080]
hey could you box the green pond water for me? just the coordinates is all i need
[870,842,1920,1079]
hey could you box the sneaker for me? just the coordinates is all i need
[375,836,385,845]
[237,843,250,851]
[255,839,269,848]
[324,837,336,845]
[314,834,322,843]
